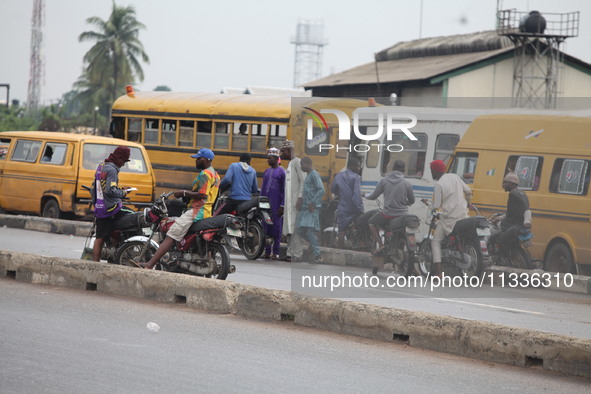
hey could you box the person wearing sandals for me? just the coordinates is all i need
[261,147,285,260]
[364,159,415,256]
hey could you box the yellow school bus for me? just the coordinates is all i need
[109,90,368,197]
[0,131,155,218]
[448,115,591,275]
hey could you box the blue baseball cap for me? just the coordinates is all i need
[190,148,214,160]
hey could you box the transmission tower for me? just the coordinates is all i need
[291,20,327,88]
[497,9,579,109]
[27,0,45,111]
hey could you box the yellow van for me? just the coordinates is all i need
[0,131,155,219]
[448,114,591,275]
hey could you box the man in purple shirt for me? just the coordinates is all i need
[261,148,286,260]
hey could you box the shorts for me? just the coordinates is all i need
[95,210,131,239]
[368,211,400,229]
[166,209,197,241]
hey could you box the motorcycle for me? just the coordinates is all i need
[417,200,490,278]
[213,193,273,260]
[486,213,534,270]
[374,213,421,277]
[321,199,376,252]
[80,185,148,263]
[114,191,242,280]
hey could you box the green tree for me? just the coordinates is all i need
[154,85,172,91]
[78,2,149,114]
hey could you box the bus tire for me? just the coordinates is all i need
[42,199,61,219]
[544,242,576,274]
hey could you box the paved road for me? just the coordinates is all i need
[2,227,591,340]
[1,278,588,393]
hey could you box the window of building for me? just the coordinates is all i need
[434,134,460,164]
[381,133,427,177]
[550,158,590,196]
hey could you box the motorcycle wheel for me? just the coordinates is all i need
[463,240,484,277]
[241,221,265,260]
[511,248,533,270]
[417,240,432,277]
[206,242,231,280]
[394,237,414,277]
[115,240,157,268]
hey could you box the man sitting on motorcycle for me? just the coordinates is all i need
[216,153,259,215]
[489,172,532,248]
[427,159,473,277]
[142,148,220,269]
[364,160,415,255]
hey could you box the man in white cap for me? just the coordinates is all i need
[279,140,305,261]
[261,147,285,260]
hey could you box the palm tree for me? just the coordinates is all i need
[78,2,149,110]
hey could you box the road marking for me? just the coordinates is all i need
[433,298,545,315]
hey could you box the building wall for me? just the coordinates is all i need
[400,85,443,107]
[447,57,514,98]
[559,65,591,97]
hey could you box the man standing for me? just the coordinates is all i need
[261,147,285,260]
[143,148,220,269]
[297,156,325,264]
[218,153,259,214]
[428,159,473,277]
[279,140,305,262]
[365,160,415,254]
[331,157,364,248]
[91,146,132,262]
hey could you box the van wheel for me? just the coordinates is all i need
[42,200,61,219]
[544,242,576,274]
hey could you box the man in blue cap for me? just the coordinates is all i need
[143,148,220,269]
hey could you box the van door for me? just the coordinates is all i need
[0,137,13,210]
[2,138,43,212]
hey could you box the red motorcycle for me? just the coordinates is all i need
[115,192,242,280]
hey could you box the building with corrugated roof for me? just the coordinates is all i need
[302,30,591,107]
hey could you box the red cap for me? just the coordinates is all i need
[430,160,446,173]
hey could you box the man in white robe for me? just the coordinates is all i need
[279,140,305,261]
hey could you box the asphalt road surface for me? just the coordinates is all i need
[1,227,591,340]
[1,279,588,393]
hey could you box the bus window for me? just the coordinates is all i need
[305,126,329,156]
[196,121,212,148]
[145,119,160,144]
[110,116,125,139]
[40,143,67,165]
[12,140,42,162]
[179,120,194,147]
[366,145,379,168]
[550,159,590,196]
[251,124,268,152]
[381,133,427,177]
[449,152,478,184]
[128,118,142,142]
[269,124,287,149]
[214,122,231,149]
[507,155,542,191]
[434,134,460,164]
[233,122,248,150]
[161,119,177,146]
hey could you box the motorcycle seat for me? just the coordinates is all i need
[189,214,231,232]
[235,197,262,214]
[113,212,143,230]
[451,216,488,235]
[352,209,379,227]
[388,214,420,231]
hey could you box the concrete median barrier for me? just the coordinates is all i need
[0,249,590,379]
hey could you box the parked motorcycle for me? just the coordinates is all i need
[80,185,148,263]
[374,213,421,277]
[486,213,534,269]
[213,193,273,260]
[115,192,242,280]
[417,201,490,278]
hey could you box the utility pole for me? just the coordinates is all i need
[27,0,45,112]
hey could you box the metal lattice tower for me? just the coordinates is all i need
[497,9,579,109]
[27,0,45,111]
[291,20,328,88]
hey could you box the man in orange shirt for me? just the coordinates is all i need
[143,148,220,269]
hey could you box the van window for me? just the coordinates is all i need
[381,133,427,177]
[0,138,10,160]
[434,134,460,164]
[82,144,148,174]
[449,152,478,184]
[12,140,42,162]
[40,143,67,165]
[550,159,590,196]
[506,155,542,191]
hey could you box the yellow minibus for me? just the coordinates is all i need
[0,131,155,219]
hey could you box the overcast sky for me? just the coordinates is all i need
[1,0,590,105]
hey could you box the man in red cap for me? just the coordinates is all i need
[426,159,472,277]
[91,146,133,261]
